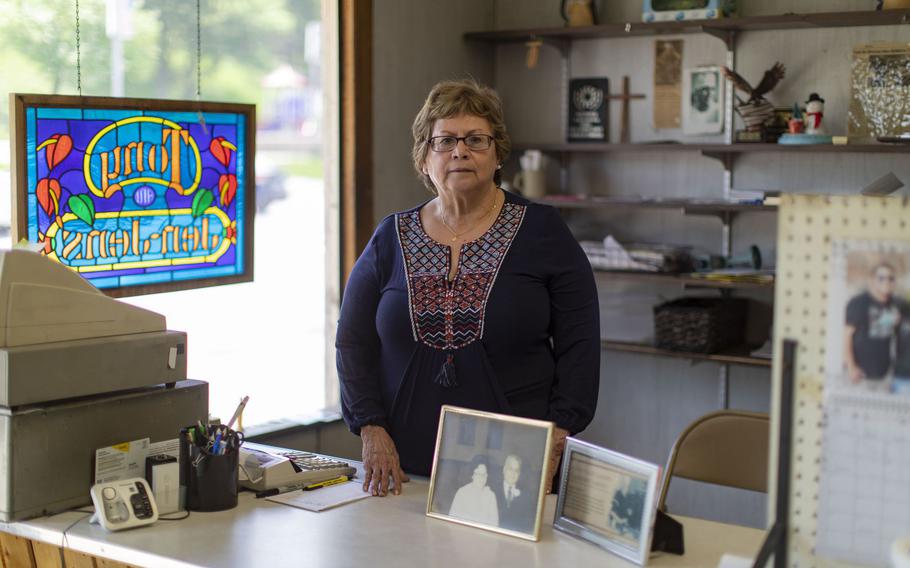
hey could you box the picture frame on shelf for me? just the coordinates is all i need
[642,0,736,22]
[426,406,553,541]
[848,42,910,139]
[682,66,724,135]
[553,438,662,565]
[568,77,609,142]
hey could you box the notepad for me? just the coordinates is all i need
[265,481,370,512]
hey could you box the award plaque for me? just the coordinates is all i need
[568,78,609,142]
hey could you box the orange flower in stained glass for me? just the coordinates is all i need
[210,137,237,167]
[219,173,238,207]
[36,134,73,170]
[36,178,61,217]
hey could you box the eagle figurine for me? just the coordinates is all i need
[721,63,786,132]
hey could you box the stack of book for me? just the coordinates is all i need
[729,190,781,206]
[687,268,775,285]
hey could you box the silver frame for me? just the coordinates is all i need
[425,405,554,541]
[553,438,661,565]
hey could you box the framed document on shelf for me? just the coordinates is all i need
[554,438,661,565]
[682,66,724,135]
[568,78,609,142]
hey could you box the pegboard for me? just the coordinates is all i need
[771,194,910,568]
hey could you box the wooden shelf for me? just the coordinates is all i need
[601,339,772,368]
[464,10,909,43]
[538,195,777,214]
[593,270,774,290]
[513,142,910,154]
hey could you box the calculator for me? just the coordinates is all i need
[238,442,357,491]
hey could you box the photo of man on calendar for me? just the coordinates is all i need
[826,240,910,395]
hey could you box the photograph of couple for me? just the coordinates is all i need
[447,453,536,532]
[427,407,552,539]
[825,240,910,396]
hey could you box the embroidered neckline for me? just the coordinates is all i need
[415,190,508,251]
[396,199,526,351]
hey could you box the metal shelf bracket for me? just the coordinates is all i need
[698,26,735,50]
[702,151,735,171]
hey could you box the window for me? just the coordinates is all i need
[0,0,335,429]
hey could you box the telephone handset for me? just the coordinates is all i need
[89,478,159,531]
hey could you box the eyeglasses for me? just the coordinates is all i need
[428,134,494,152]
[875,274,896,282]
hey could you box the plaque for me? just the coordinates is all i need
[568,78,609,142]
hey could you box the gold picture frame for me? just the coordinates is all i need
[426,405,554,541]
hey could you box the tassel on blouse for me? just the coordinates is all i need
[434,352,458,388]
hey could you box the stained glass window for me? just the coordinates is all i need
[14,96,254,295]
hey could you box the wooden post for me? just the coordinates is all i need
[340,0,374,288]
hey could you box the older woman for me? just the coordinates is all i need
[337,79,600,496]
[449,457,499,527]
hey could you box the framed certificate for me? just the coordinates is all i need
[554,438,661,565]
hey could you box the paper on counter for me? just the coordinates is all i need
[94,438,150,484]
[717,554,753,568]
[266,481,370,512]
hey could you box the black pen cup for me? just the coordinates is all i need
[180,425,244,512]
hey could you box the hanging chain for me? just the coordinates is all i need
[196,0,202,99]
[75,0,82,95]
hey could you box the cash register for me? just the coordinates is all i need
[0,249,207,521]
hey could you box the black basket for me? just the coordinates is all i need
[653,297,748,353]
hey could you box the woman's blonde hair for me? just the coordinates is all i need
[411,79,511,192]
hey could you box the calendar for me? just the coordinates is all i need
[816,392,910,566]
[772,195,910,568]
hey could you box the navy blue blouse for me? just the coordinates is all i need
[336,190,600,476]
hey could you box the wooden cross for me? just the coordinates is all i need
[606,76,646,144]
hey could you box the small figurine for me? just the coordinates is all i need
[804,93,826,135]
[721,63,787,133]
[778,94,832,145]
[788,102,804,134]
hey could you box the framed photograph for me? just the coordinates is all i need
[682,66,724,135]
[553,438,661,565]
[9,94,255,297]
[426,405,554,541]
[642,0,735,22]
[824,239,910,397]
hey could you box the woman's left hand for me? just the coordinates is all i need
[545,426,570,494]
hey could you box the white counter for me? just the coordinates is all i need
[1,477,764,568]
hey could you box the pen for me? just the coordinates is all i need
[255,483,311,499]
[302,475,350,491]
[254,475,350,499]
[226,396,249,430]
[213,428,223,455]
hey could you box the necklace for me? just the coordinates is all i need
[439,189,499,243]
